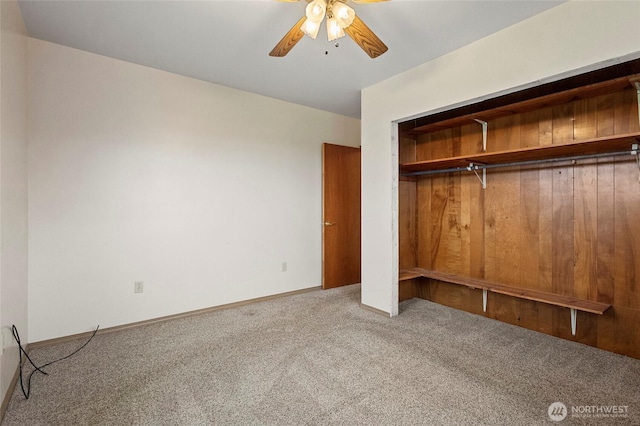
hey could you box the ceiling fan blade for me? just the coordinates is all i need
[344,15,388,59]
[269,16,306,57]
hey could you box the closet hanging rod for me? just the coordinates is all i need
[400,149,635,177]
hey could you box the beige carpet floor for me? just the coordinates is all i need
[2,284,639,425]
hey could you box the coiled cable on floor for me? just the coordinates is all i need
[11,324,99,399]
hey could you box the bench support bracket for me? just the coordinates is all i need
[570,308,577,336]
[482,289,488,313]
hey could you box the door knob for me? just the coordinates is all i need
[324,222,335,226]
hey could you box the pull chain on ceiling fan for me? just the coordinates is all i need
[269,0,388,59]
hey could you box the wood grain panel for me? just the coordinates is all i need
[399,279,418,302]
[399,180,417,269]
[491,115,521,152]
[416,178,432,269]
[428,280,476,314]
[573,161,598,300]
[415,279,431,300]
[460,172,472,277]
[494,169,522,286]
[459,122,483,156]
[551,106,575,297]
[595,160,615,305]
[469,173,484,279]
[551,166,574,297]
[538,107,553,146]
[573,97,598,140]
[519,188,541,279]
[614,88,640,134]
[490,293,543,332]
[518,109,541,289]
[450,127,462,157]
[596,94,615,136]
[552,104,574,144]
[520,172,539,289]
[613,90,640,309]
[538,108,554,293]
[597,306,640,359]
[538,167,553,293]
[614,160,639,309]
[483,176,497,281]
[519,109,539,148]
[573,98,599,300]
[399,137,416,164]
[444,173,463,273]
[594,96,617,306]
[428,175,449,270]
[416,129,455,162]
[459,120,483,277]
[575,308,598,347]
[535,304,555,336]
[492,117,522,286]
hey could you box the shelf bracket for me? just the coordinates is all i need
[482,289,488,313]
[570,308,577,336]
[468,163,487,189]
[474,119,488,152]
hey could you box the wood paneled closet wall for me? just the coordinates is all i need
[398,66,640,359]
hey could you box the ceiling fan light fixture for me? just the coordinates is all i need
[331,2,355,29]
[305,0,327,23]
[326,17,345,42]
[270,0,387,58]
[301,18,321,39]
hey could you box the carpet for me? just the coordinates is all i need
[3,284,639,425]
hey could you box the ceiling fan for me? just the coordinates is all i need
[269,0,388,59]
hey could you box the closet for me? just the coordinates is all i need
[397,63,640,359]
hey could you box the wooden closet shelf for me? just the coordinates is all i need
[400,132,640,174]
[402,74,640,136]
[399,267,611,316]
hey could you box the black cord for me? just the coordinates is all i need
[11,324,99,399]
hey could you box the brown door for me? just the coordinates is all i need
[322,143,361,289]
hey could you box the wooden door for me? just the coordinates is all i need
[322,143,361,289]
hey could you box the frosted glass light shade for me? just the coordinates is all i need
[305,0,327,23]
[327,17,345,41]
[331,2,355,28]
[301,18,321,39]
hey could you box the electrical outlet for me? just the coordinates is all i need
[282,262,287,272]
[134,281,144,294]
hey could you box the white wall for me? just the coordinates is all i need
[0,0,28,404]
[28,39,360,342]
[361,0,640,315]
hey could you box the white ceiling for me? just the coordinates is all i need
[17,0,564,118]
